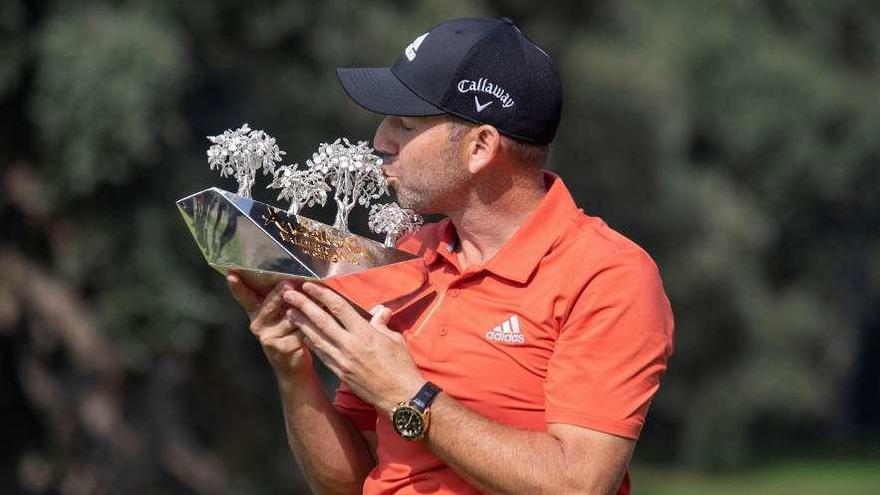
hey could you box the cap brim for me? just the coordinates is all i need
[336,67,444,117]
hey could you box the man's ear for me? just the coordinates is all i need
[465,125,502,174]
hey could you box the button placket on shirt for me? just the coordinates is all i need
[428,279,464,362]
[426,293,449,362]
[423,244,471,359]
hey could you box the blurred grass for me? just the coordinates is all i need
[632,459,880,495]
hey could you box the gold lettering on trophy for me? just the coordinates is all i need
[338,235,366,264]
[261,210,365,265]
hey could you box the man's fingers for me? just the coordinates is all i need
[227,272,262,316]
[286,308,346,371]
[251,280,294,329]
[283,287,348,344]
[272,332,305,354]
[301,282,363,330]
[285,307,312,329]
[302,335,344,378]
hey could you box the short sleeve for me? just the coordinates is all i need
[544,247,674,440]
[333,381,378,431]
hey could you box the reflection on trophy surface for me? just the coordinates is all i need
[177,124,426,309]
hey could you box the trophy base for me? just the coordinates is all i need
[209,261,430,315]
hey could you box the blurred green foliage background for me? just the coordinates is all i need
[1,0,878,494]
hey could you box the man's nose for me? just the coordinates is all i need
[373,116,397,160]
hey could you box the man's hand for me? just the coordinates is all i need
[282,282,425,414]
[227,273,312,379]
[228,274,378,494]
[282,282,635,495]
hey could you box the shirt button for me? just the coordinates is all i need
[450,288,461,298]
[440,327,448,336]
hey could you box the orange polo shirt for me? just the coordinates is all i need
[333,172,674,495]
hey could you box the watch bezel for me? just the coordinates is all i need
[391,402,430,441]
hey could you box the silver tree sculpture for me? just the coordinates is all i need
[207,123,285,198]
[309,138,387,232]
[368,202,423,247]
[268,162,331,216]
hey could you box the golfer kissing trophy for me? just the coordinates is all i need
[176,123,427,311]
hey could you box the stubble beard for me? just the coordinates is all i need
[392,179,442,214]
[393,142,466,215]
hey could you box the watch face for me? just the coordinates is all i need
[393,406,425,440]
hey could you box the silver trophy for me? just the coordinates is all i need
[177,124,427,309]
[369,203,424,247]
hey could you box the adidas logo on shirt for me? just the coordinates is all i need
[484,314,525,345]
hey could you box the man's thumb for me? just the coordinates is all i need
[369,305,395,336]
[227,272,262,316]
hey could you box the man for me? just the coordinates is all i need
[228,17,673,495]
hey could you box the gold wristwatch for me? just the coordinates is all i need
[390,381,442,441]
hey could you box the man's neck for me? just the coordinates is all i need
[445,170,547,270]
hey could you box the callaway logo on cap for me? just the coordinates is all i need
[336,17,563,144]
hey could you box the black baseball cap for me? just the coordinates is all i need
[337,17,563,145]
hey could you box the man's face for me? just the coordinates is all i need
[373,115,469,214]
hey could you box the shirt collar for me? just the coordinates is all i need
[422,172,581,283]
[421,218,458,267]
[483,172,580,283]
